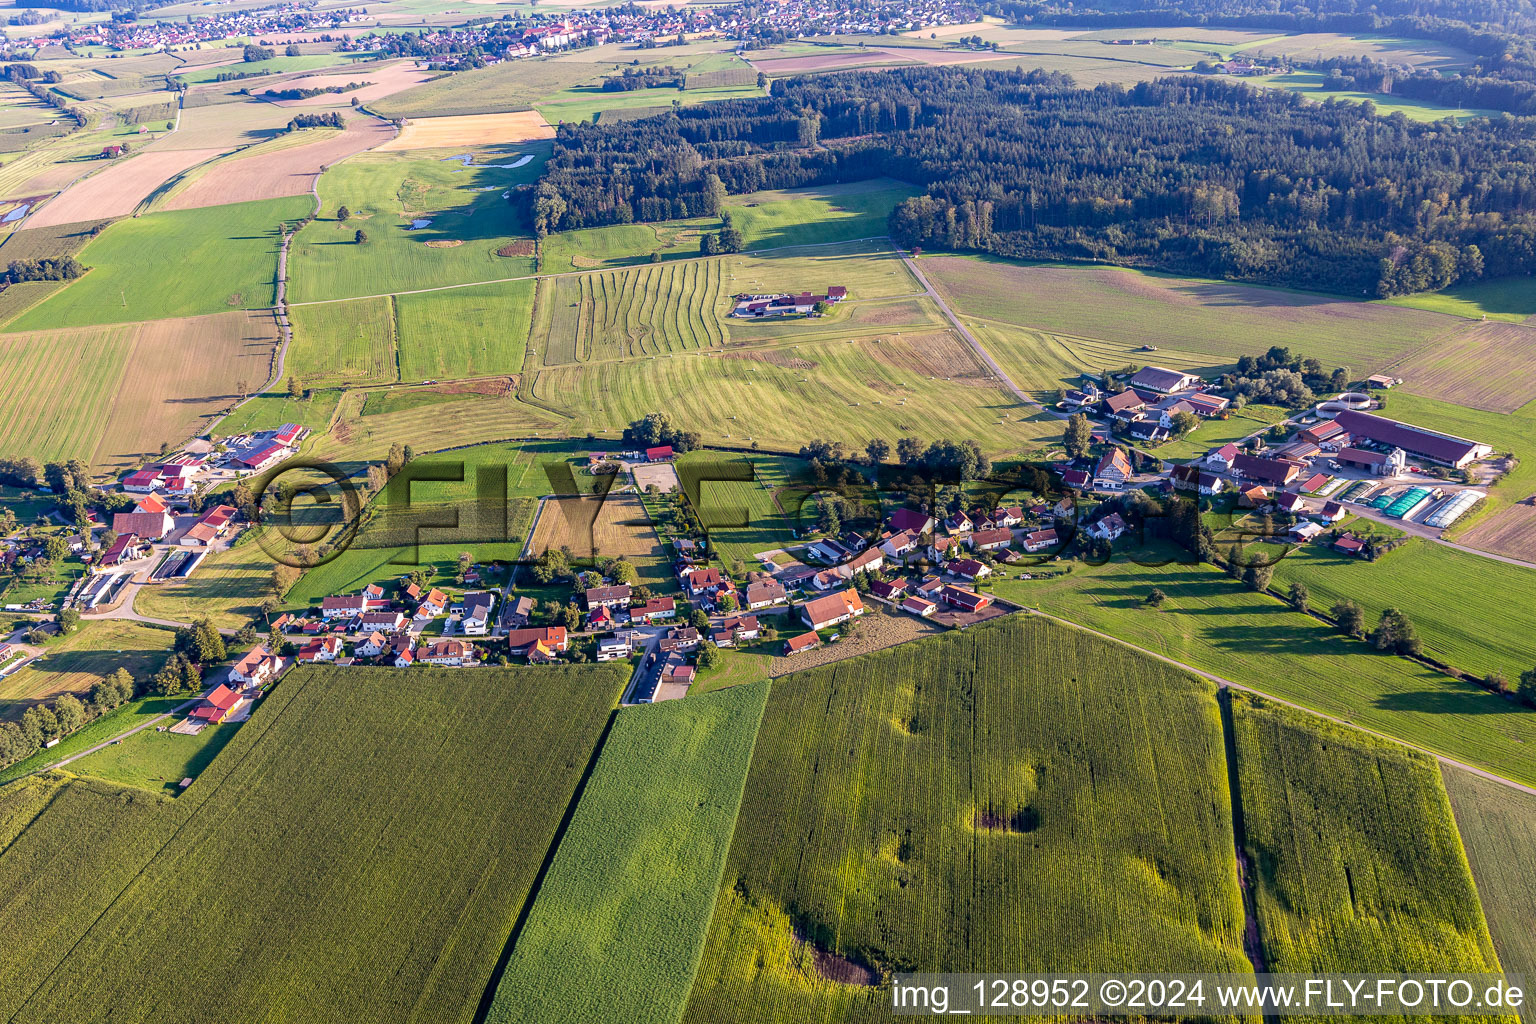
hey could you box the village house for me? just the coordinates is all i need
[111,508,174,542]
[784,630,821,655]
[928,534,966,562]
[880,530,919,559]
[944,511,974,535]
[948,558,991,581]
[1315,501,1347,524]
[391,637,416,667]
[1182,392,1230,417]
[743,581,786,610]
[941,584,993,613]
[355,632,390,658]
[800,589,864,631]
[1205,443,1241,471]
[1060,468,1091,490]
[1333,534,1366,556]
[227,647,280,686]
[1237,485,1270,509]
[358,610,406,633]
[498,596,534,632]
[416,639,473,667]
[417,588,449,617]
[1022,528,1058,553]
[461,592,496,635]
[1232,453,1300,488]
[679,565,726,600]
[182,504,236,546]
[505,627,569,657]
[969,527,1013,553]
[296,636,343,663]
[632,596,677,621]
[1089,512,1128,541]
[729,285,847,318]
[869,577,908,601]
[837,546,884,579]
[597,634,634,662]
[1171,464,1224,495]
[1104,390,1147,420]
[659,626,701,652]
[1094,449,1133,491]
[584,584,631,610]
[902,594,938,617]
[887,508,936,536]
[320,595,368,620]
[1276,491,1307,515]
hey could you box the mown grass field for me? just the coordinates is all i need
[923,255,1459,375]
[286,296,398,387]
[395,278,534,379]
[1382,274,1536,323]
[0,695,184,786]
[535,78,764,124]
[70,719,241,794]
[10,196,311,329]
[172,52,360,83]
[539,179,914,271]
[1251,69,1496,122]
[1442,767,1536,1008]
[990,556,1536,787]
[1269,537,1536,681]
[133,544,279,629]
[372,57,603,118]
[490,683,769,1024]
[685,451,805,568]
[310,386,563,465]
[684,617,1251,1023]
[0,323,135,465]
[1231,692,1506,979]
[1151,404,1289,462]
[0,663,626,1024]
[0,620,176,721]
[215,386,342,438]
[531,259,726,364]
[288,148,541,303]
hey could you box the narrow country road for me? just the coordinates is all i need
[897,249,1053,415]
[1022,606,1536,797]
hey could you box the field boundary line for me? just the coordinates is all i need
[1022,606,1536,796]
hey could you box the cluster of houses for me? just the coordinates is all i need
[730,286,847,319]
[1065,366,1231,445]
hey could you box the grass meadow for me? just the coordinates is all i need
[1269,537,1536,681]
[1442,768,1536,999]
[288,148,542,303]
[395,278,535,379]
[531,259,726,364]
[70,719,241,794]
[133,544,280,629]
[0,663,626,1024]
[0,620,176,721]
[685,617,1251,1024]
[1382,274,1536,322]
[990,556,1536,787]
[0,695,185,786]
[10,196,311,329]
[490,683,770,1024]
[1231,692,1506,981]
[372,58,604,118]
[286,296,399,387]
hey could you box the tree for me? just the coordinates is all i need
[1225,543,1244,579]
[895,437,924,465]
[234,624,258,647]
[287,375,302,399]
[178,617,226,663]
[691,609,710,632]
[58,607,80,634]
[285,43,301,56]
[697,642,721,670]
[272,562,302,597]
[1370,607,1422,656]
[1332,598,1365,637]
[1171,410,1200,437]
[355,229,368,244]
[243,44,274,62]
[607,558,639,586]
[1145,587,1167,607]
[53,693,84,734]
[1287,581,1309,613]
[865,438,890,465]
[562,602,582,634]
[1062,412,1093,459]
[1484,671,1509,694]
[336,204,351,222]
[1519,667,1536,708]
[1243,563,1273,592]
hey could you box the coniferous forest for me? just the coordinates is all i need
[533,68,1536,296]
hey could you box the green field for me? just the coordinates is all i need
[0,620,176,721]
[925,255,1458,376]
[288,148,542,303]
[394,278,535,379]
[1231,691,1505,979]
[0,663,625,1024]
[0,695,185,786]
[685,617,1251,1022]
[214,385,343,438]
[286,296,399,387]
[531,258,726,363]
[541,181,915,272]
[173,52,365,83]
[1382,274,1536,323]
[10,196,312,329]
[684,450,805,567]
[536,78,764,124]
[372,58,605,119]
[133,544,286,629]
[989,555,1536,787]
[1269,537,1536,681]
[70,719,241,793]
[1152,405,1290,462]
[1251,70,1497,123]
[490,683,769,1024]
[0,324,135,468]
[1442,767,1536,1011]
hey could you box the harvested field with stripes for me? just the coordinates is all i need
[1384,320,1536,414]
[531,493,664,561]
[25,148,222,228]
[532,259,726,365]
[162,118,394,210]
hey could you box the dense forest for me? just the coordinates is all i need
[533,67,1536,296]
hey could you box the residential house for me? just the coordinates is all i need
[944,511,973,535]
[1060,468,1091,490]
[880,530,919,559]
[182,504,236,546]
[1104,390,1147,419]
[584,584,631,610]
[1094,449,1133,491]
[948,558,991,581]
[799,589,864,630]
[461,592,496,635]
[719,615,760,642]
[837,546,884,579]
[1022,528,1058,553]
[227,647,279,686]
[914,575,946,599]
[1237,485,1270,509]
[597,634,634,662]
[1205,443,1241,471]
[505,626,569,655]
[887,508,936,536]
[1089,513,1127,541]
[1315,501,1347,524]
[499,595,534,631]
[1232,453,1299,488]
[418,588,448,616]
[632,597,677,621]
[969,527,1012,552]
[320,595,367,620]
[928,534,966,561]
[993,506,1025,528]
[1182,392,1229,417]
[679,566,725,600]
[362,583,386,603]
[355,632,389,658]
[809,568,842,592]
[784,631,821,655]
[391,637,415,667]
[296,636,342,663]
[743,582,785,610]
[416,639,473,666]
[869,577,908,601]
[358,610,406,633]
[659,626,701,652]
[1276,491,1307,514]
